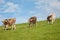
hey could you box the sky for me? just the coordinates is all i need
[0,0,60,25]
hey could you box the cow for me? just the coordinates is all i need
[2,18,16,30]
[47,13,56,24]
[28,16,37,27]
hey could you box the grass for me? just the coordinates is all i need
[0,18,60,40]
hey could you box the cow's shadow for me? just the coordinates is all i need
[4,28,11,30]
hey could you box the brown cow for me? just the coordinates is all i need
[2,18,16,30]
[47,13,56,24]
[28,16,37,27]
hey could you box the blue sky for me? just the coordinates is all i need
[0,0,60,25]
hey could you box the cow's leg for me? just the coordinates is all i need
[29,23,32,27]
[13,24,16,30]
[4,25,6,30]
[53,18,55,23]
[48,21,50,24]
[35,23,37,27]
[12,25,14,30]
[51,19,53,24]
[35,22,37,27]
[29,23,31,27]
[12,24,16,30]
[4,25,8,30]
[29,23,30,27]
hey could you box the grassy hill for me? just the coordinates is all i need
[0,18,60,40]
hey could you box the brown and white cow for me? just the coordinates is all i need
[47,13,56,24]
[28,16,37,27]
[2,18,16,30]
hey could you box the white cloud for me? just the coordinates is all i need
[34,0,60,9]
[49,0,60,9]
[30,0,60,14]
[16,17,27,24]
[4,2,20,13]
[0,0,21,13]
[29,11,36,15]
[0,15,3,18]
[0,0,5,4]
[0,15,5,21]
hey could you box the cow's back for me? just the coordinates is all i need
[8,18,16,25]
